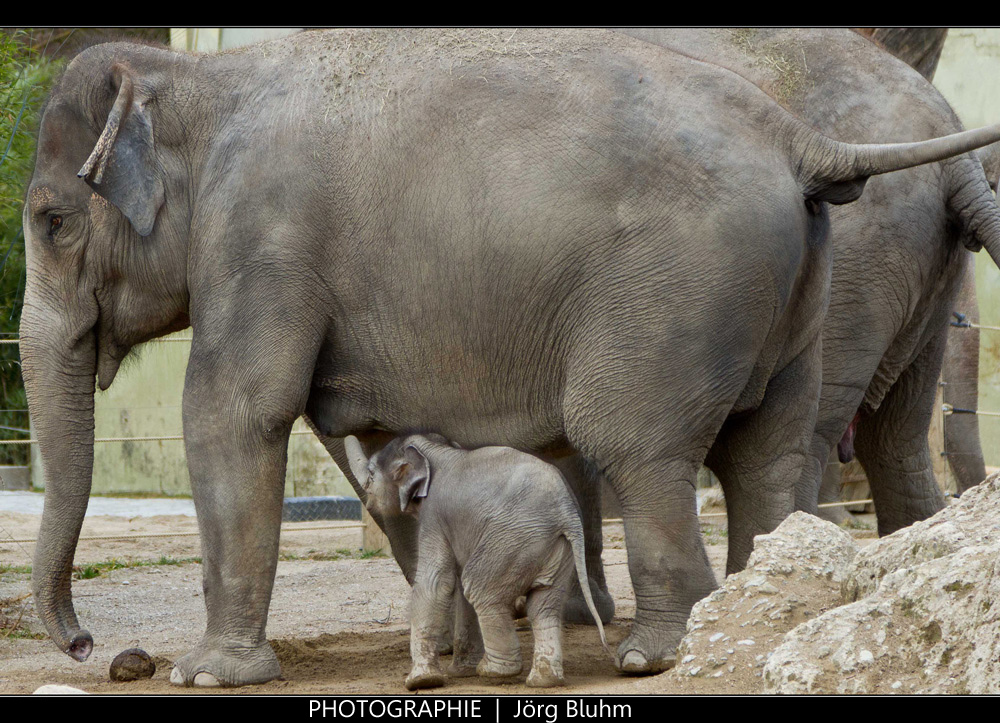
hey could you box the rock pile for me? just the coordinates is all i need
[764,475,1000,694]
[673,512,856,681]
[675,474,1000,693]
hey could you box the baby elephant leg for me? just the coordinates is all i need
[525,538,575,688]
[463,566,522,678]
[448,587,483,677]
[406,558,457,691]
[474,603,523,678]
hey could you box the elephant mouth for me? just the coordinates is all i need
[96,333,125,391]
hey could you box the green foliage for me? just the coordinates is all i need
[71,555,202,579]
[0,31,63,465]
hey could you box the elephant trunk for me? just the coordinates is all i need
[341,435,420,584]
[20,301,98,661]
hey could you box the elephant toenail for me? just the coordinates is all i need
[193,672,221,687]
[619,650,650,673]
[169,667,185,686]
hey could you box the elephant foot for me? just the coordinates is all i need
[447,659,480,678]
[436,637,454,656]
[526,658,564,688]
[405,665,445,691]
[477,656,522,679]
[615,625,678,676]
[169,642,281,687]
[448,645,483,677]
[816,505,853,526]
[563,584,615,625]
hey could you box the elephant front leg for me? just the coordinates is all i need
[169,333,319,687]
[447,586,483,677]
[406,549,457,691]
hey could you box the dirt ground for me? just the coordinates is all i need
[0,508,872,695]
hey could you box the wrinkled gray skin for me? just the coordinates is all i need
[621,28,1000,537]
[23,29,1000,686]
[812,29,986,519]
[878,28,988,498]
[343,434,608,689]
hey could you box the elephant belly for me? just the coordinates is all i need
[305,371,567,452]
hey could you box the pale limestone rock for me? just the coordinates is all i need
[672,512,857,680]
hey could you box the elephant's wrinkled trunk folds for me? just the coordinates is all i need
[20,308,98,661]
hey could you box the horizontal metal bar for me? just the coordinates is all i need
[0,521,365,544]
[0,337,192,345]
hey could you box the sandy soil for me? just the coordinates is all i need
[0,508,867,695]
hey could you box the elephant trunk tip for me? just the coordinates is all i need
[65,630,94,662]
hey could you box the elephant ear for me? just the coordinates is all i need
[77,63,164,237]
[395,444,431,513]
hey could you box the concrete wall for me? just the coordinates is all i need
[934,29,1000,469]
[170,28,301,53]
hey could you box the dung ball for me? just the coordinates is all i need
[109,648,156,682]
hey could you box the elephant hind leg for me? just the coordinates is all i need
[591,455,716,675]
[855,330,949,536]
[550,454,614,625]
[706,337,823,574]
[523,537,575,688]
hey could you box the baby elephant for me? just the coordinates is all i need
[344,433,609,689]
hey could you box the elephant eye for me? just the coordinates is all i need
[47,215,63,236]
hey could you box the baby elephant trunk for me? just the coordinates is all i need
[565,526,611,658]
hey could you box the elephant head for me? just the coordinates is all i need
[344,435,432,518]
[21,43,192,660]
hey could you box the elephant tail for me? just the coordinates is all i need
[942,149,1000,271]
[793,120,1000,206]
[563,525,611,658]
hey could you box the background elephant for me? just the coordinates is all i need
[864,27,988,496]
[343,434,608,689]
[621,28,1000,536]
[811,29,988,522]
[22,29,1000,687]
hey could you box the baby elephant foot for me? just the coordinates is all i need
[526,658,564,688]
[447,645,482,678]
[447,660,479,678]
[169,642,281,687]
[405,663,446,691]
[436,638,454,656]
[477,655,522,679]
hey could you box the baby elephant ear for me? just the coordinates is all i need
[77,63,165,237]
[396,445,431,513]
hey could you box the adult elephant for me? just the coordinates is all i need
[22,29,1000,686]
[620,28,1000,534]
